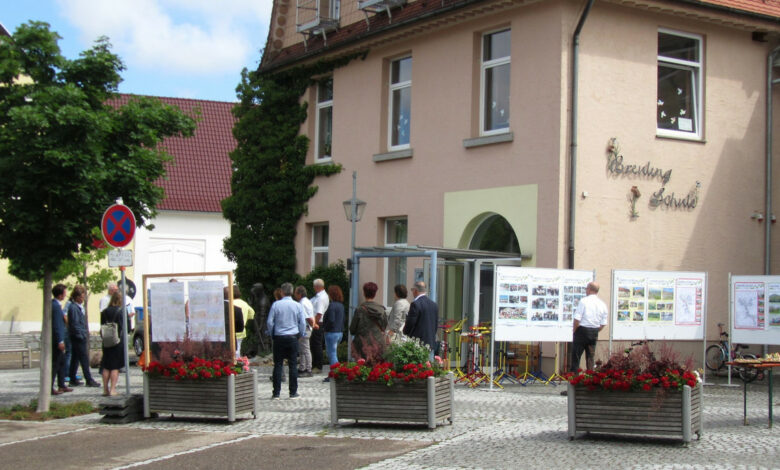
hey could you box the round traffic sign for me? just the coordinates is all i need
[101,204,136,248]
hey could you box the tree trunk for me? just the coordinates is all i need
[37,270,53,412]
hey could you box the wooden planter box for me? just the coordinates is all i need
[331,373,454,429]
[567,383,702,443]
[144,369,257,422]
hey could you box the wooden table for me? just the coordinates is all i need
[726,362,780,428]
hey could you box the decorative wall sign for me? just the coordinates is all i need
[606,138,700,214]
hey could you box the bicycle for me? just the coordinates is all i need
[705,322,762,383]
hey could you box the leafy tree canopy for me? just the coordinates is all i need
[0,21,197,281]
[223,53,364,293]
[0,21,196,412]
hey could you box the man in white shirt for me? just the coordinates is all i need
[294,285,315,377]
[310,278,329,373]
[99,282,135,330]
[569,281,608,372]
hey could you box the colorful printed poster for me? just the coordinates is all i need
[675,278,703,325]
[149,282,187,341]
[494,267,593,342]
[646,279,674,323]
[769,283,780,328]
[615,276,645,323]
[735,282,764,330]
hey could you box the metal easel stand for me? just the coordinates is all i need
[544,342,567,386]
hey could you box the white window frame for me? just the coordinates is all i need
[480,28,511,136]
[656,28,703,141]
[311,223,329,269]
[315,78,333,162]
[388,55,412,151]
[383,217,407,306]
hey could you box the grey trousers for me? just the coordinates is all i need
[298,335,312,372]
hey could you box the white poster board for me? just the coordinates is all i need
[188,280,227,342]
[493,266,594,342]
[730,275,780,345]
[611,270,706,341]
[149,281,187,341]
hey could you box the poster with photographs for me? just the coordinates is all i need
[730,276,780,345]
[611,270,706,341]
[494,266,593,342]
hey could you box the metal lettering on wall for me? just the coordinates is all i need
[606,138,700,217]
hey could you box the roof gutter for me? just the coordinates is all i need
[568,0,594,270]
[766,44,780,275]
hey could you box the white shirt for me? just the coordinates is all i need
[312,289,330,323]
[573,294,608,329]
[299,297,314,336]
[100,294,135,315]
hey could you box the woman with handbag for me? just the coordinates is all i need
[100,291,126,396]
[349,282,388,365]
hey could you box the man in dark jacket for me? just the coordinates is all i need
[67,285,100,387]
[51,284,72,395]
[403,281,439,359]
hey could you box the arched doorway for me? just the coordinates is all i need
[468,214,521,254]
[468,214,521,324]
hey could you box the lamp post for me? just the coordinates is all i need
[342,171,366,362]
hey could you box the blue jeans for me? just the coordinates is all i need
[325,332,342,366]
[272,335,299,397]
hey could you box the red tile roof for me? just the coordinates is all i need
[701,0,780,17]
[112,95,237,213]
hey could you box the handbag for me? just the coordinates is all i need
[100,322,120,347]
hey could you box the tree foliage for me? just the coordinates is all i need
[222,54,364,294]
[0,21,196,411]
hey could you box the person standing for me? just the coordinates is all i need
[294,285,315,377]
[99,283,118,312]
[569,281,608,372]
[229,285,254,359]
[310,278,329,373]
[67,285,100,388]
[99,282,135,331]
[349,282,388,365]
[51,284,72,395]
[321,285,345,382]
[267,282,306,399]
[403,281,439,359]
[100,291,127,396]
[387,284,410,342]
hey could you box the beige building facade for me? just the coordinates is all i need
[262,0,780,366]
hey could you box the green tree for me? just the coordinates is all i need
[222,54,363,296]
[45,229,117,316]
[0,22,196,411]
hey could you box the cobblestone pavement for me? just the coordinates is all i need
[3,366,780,469]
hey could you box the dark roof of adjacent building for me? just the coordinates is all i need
[112,95,237,213]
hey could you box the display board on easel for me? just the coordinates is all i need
[730,275,780,345]
[141,271,237,365]
[493,267,594,342]
[610,270,706,341]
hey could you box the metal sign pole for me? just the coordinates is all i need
[120,266,131,396]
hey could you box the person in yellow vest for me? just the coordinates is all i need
[231,285,255,359]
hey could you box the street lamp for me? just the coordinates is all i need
[342,170,366,361]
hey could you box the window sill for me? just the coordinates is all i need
[655,131,704,143]
[463,132,514,148]
[373,148,413,162]
[314,157,334,164]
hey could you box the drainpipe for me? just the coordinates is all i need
[567,0,595,269]
[766,45,780,276]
